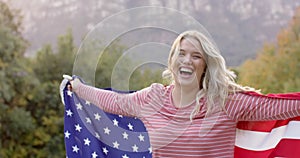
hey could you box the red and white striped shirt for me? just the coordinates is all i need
[75,83,300,157]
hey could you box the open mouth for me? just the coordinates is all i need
[179,67,193,76]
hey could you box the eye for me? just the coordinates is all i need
[178,51,185,56]
[193,55,202,59]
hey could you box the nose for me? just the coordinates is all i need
[182,54,192,65]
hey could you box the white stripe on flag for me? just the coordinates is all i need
[235,121,300,151]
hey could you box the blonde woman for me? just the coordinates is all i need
[64,30,300,157]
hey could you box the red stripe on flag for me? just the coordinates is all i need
[237,117,300,132]
[243,92,300,100]
[235,138,300,158]
[234,146,273,158]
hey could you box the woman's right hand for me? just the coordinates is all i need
[63,74,81,92]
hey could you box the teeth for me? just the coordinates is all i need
[180,68,193,73]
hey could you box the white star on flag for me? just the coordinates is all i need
[113,141,120,149]
[128,123,133,130]
[138,134,145,141]
[75,124,82,132]
[86,117,91,124]
[64,130,71,139]
[76,103,83,110]
[84,138,91,146]
[91,151,98,158]
[113,118,119,126]
[102,147,109,155]
[95,132,100,139]
[132,144,138,152]
[103,127,111,135]
[94,113,101,120]
[66,109,73,117]
[122,132,129,140]
[148,147,152,153]
[72,145,79,153]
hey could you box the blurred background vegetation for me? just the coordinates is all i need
[0,1,299,157]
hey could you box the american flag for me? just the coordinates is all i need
[61,83,152,158]
[60,80,300,158]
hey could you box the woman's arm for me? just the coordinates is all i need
[73,79,152,117]
[225,92,300,121]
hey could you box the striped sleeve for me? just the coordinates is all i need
[74,82,157,117]
[225,92,300,121]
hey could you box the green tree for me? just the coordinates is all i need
[94,43,165,90]
[129,64,164,90]
[33,28,75,82]
[27,29,75,157]
[238,7,300,93]
[0,1,39,158]
[0,1,75,155]
[0,1,28,101]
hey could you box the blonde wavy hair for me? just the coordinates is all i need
[162,30,255,119]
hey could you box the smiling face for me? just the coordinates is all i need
[172,37,206,89]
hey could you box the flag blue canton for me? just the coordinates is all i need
[63,85,152,158]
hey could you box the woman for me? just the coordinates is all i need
[64,30,300,157]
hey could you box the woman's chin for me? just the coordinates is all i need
[177,78,199,87]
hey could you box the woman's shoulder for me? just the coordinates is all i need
[149,83,168,88]
[227,91,263,101]
[144,83,172,96]
[148,83,171,91]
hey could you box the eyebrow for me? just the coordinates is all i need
[179,49,202,55]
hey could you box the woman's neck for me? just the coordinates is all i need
[172,84,199,108]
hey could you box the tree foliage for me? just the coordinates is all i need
[0,1,164,157]
[130,65,165,90]
[0,1,38,157]
[94,41,165,90]
[238,7,300,93]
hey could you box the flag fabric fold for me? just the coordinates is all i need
[61,81,300,158]
[235,92,300,158]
